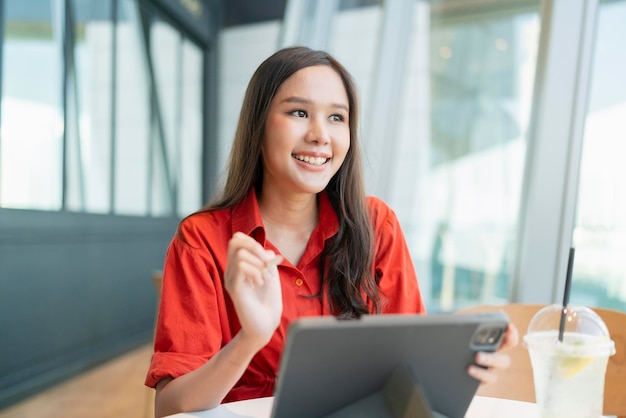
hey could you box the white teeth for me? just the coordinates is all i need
[293,155,328,166]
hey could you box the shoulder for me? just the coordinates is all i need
[366,196,399,230]
[176,207,232,249]
[366,195,393,213]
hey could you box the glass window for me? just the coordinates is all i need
[330,1,383,106]
[0,0,207,217]
[150,17,203,217]
[572,0,626,311]
[324,1,541,312]
[150,17,178,217]
[409,2,541,311]
[1,0,63,210]
[114,0,150,216]
[67,0,114,213]
[177,39,203,216]
[217,18,281,173]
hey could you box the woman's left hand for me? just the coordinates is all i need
[467,322,520,384]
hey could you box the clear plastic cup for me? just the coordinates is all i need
[523,304,615,418]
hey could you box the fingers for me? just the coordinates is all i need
[468,351,511,384]
[467,364,497,385]
[468,322,518,385]
[263,255,283,280]
[476,351,511,370]
[264,255,283,269]
[500,323,520,350]
[226,232,281,287]
[224,234,283,342]
[234,250,268,286]
[229,232,274,263]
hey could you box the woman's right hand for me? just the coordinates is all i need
[154,233,283,417]
[224,232,283,350]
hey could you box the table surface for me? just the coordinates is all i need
[165,395,551,418]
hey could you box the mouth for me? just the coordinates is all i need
[292,154,330,166]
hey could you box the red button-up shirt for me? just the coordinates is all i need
[145,189,425,402]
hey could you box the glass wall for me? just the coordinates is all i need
[257,0,541,312]
[150,15,204,217]
[218,0,625,313]
[0,0,205,218]
[572,0,626,311]
[67,0,114,213]
[404,2,540,311]
[0,0,63,211]
[185,0,625,314]
[114,0,151,216]
[327,1,540,312]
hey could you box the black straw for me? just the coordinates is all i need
[558,247,575,342]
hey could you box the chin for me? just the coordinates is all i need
[297,182,330,195]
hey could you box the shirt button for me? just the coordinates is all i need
[295,278,304,287]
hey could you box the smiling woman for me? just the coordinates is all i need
[261,65,351,199]
[144,46,517,418]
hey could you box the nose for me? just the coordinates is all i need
[305,117,330,144]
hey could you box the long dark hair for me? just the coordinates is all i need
[198,46,380,318]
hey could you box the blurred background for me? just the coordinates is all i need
[0,0,624,415]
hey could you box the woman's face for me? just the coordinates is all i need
[261,65,350,195]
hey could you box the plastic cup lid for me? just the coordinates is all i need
[523,304,616,357]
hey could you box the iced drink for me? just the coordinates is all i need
[524,305,615,418]
[525,330,611,418]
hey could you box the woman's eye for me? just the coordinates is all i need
[330,114,345,122]
[290,110,307,118]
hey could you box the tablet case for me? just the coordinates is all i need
[270,311,509,418]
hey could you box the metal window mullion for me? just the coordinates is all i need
[0,0,5,204]
[278,0,306,48]
[174,33,184,215]
[279,0,338,50]
[59,0,72,211]
[398,1,431,246]
[148,97,155,216]
[363,0,414,200]
[512,0,600,303]
[136,7,176,215]
[143,10,154,216]
[67,1,86,211]
[202,45,218,205]
[109,0,118,214]
[551,0,599,301]
[308,0,338,50]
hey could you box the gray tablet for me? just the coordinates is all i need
[270,311,509,418]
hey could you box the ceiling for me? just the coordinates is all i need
[221,0,287,27]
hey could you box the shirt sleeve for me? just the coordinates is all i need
[369,197,427,315]
[145,231,231,388]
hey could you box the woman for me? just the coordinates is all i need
[145,46,518,417]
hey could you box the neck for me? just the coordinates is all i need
[257,185,320,266]
[257,187,319,231]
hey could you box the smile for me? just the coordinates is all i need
[292,154,330,166]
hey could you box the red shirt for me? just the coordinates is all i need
[145,189,425,401]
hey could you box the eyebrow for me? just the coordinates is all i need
[280,96,349,112]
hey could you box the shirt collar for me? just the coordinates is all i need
[230,187,339,246]
[315,190,339,242]
[232,188,265,241]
